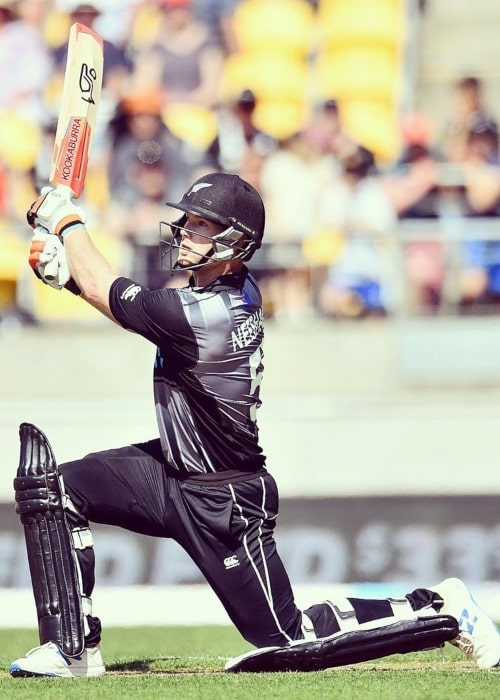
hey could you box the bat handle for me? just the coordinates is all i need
[44,257,59,281]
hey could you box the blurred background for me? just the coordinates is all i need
[1,0,500,626]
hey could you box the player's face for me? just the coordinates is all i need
[176,213,225,268]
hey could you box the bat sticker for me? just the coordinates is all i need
[79,63,98,104]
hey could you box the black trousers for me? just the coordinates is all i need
[61,439,303,647]
[60,439,440,648]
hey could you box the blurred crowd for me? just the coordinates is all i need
[2,0,500,326]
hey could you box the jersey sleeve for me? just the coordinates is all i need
[109,277,194,350]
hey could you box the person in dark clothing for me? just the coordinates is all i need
[10,172,500,677]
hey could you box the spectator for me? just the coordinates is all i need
[0,0,53,326]
[383,136,443,312]
[102,89,191,286]
[105,89,190,206]
[387,112,500,314]
[0,0,53,124]
[131,0,225,109]
[316,146,398,319]
[0,0,53,227]
[191,0,240,55]
[461,124,500,213]
[438,76,498,164]
[52,3,133,102]
[388,143,445,312]
[109,154,179,290]
[387,143,440,219]
[386,111,441,219]
[85,0,139,48]
[258,132,332,320]
[301,99,359,163]
[203,89,276,187]
[457,124,500,311]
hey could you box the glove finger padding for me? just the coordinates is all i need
[29,229,71,291]
[27,187,86,237]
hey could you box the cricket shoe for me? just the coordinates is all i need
[431,577,500,669]
[9,641,105,678]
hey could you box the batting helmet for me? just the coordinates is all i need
[160,172,265,271]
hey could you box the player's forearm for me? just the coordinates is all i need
[63,225,118,317]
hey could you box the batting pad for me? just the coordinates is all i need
[14,422,85,657]
[225,615,459,672]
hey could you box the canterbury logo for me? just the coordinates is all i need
[224,555,240,570]
[120,284,142,301]
[188,183,213,195]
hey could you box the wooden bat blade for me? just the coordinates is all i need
[49,23,104,198]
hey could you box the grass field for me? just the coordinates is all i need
[0,626,499,699]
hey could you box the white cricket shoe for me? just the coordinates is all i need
[9,641,105,678]
[431,577,500,669]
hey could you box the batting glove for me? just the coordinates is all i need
[27,186,86,237]
[28,228,80,294]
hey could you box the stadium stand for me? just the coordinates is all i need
[221,0,316,139]
[315,0,407,160]
[3,0,500,325]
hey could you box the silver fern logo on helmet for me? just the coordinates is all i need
[188,183,213,195]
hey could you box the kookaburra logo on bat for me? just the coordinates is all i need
[79,63,98,104]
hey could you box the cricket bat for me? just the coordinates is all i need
[44,22,104,279]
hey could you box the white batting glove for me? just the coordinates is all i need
[29,228,71,290]
[27,186,86,237]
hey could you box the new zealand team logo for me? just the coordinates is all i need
[79,63,98,104]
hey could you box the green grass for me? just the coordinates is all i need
[0,626,498,699]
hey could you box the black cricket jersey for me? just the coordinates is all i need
[109,267,266,474]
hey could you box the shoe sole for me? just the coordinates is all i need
[10,664,105,678]
[10,667,58,678]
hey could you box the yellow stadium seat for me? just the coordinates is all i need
[163,104,218,150]
[233,0,315,59]
[30,280,103,323]
[43,72,64,117]
[315,47,401,102]
[253,100,309,140]
[84,165,111,211]
[128,3,163,52]
[220,53,257,101]
[43,10,71,49]
[341,98,402,162]
[0,114,42,171]
[0,228,24,281]
[317,0,405,50]
[221,51,310,106]
[0,279,16,313]
[303,227,345,266]
[222,49,312,139]
[0,223,25,312]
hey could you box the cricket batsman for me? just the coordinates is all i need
[10,172,500,676]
